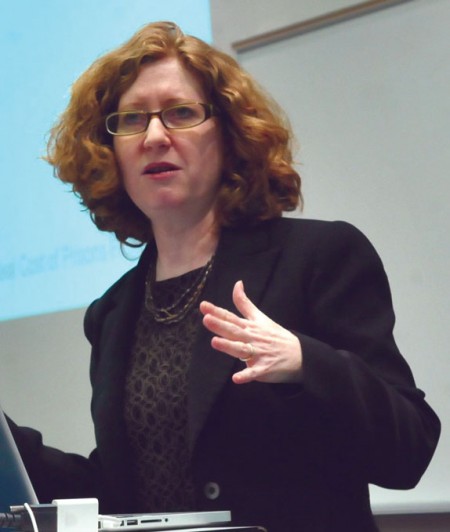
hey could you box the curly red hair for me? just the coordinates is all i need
[46,21,302,245]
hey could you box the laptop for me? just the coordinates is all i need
[0,407,265,531]
[98,511,232,531]
[0,407,38,512]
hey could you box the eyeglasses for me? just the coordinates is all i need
[105,102,216,136]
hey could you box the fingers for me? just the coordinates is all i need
[210,336,256,362]
[200,302,247,342]
[200,286,260,366]
[232,280,261,320]
[232,366,258,385]
[200,281,260,328]
[200,280,270,360]
[200,281,304,384]
[199,300,241,325]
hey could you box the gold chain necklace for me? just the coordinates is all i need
[145,256,215,324]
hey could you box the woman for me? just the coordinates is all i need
[9,21,440,531]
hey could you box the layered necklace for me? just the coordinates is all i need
[145,255,215,324]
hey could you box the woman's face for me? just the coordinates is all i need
[113,56,224,228]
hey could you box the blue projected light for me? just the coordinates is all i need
[0,1,212,321]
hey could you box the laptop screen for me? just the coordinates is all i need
[0,407,39,512]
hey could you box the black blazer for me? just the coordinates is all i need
[10,218,440,532]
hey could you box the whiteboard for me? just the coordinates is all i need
[239,0,450,514]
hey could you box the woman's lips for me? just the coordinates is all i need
[143,162,180,179]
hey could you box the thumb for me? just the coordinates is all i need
[232,280,259,320]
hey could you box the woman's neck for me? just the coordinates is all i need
[152,216,219,281]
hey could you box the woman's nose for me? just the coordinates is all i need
[142,116,171,148]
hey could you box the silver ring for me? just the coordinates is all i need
[239,343,255,363]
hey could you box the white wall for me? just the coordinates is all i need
[211,0,366,55]
[0,309,94,455]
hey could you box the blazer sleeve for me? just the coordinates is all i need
[7,415,101,503]
[287,221,440,490]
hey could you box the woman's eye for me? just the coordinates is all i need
[175,106,195,118]
[166,105,201,123]
[122,112,145,125]
[173,106,196,119]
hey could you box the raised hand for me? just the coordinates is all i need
[200,280,303,384]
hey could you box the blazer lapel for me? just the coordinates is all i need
[187,222,282,450]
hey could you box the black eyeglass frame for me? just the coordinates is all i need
[105,102,217,136]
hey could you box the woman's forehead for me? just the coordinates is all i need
[119,57,206,106]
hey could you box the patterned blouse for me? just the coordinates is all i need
[124,267,207,511]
